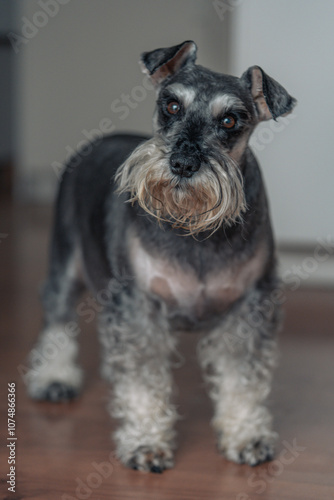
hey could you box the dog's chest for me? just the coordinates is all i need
[129,238,266,321]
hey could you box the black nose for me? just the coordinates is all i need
[170,153,201,178]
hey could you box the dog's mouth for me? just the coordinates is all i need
[115,138,246,236]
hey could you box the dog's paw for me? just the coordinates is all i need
[127,445,174,473]
[30,381,79,402]
[219,434,277,466]
[237,436,276,466]
[43,381,79,402]
[26,359,83,402]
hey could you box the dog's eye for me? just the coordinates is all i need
[166,101,181,115]
[222,115,236,129]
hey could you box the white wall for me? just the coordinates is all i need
[228,0,334,246]
[12,0,228,200]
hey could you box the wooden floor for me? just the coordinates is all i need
[0,203,334,500]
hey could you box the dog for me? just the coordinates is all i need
[27,40,296,472]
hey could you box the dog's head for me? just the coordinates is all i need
[116,41,296,236]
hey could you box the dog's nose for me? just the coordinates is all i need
[170,153,201,178]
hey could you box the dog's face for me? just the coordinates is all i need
[116,41,296,236]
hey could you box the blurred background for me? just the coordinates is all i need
[0,0,333,286]
[1,3,333,498]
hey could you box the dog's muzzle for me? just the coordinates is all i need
[169,152,201,178]
[115,136,247,235]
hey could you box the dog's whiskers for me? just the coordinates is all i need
[116,139,246,236]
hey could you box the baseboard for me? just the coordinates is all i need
[277,244,334,289]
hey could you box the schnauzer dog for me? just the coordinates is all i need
[27,41,296,472]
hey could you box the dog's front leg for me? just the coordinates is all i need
[198,285,281,466]
[98,294,178,472]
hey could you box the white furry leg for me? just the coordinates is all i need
[111,370,177,472]
[198,287,280,466]
[210,369,277,465]
[26,323,83,401]
[99,300,178,473]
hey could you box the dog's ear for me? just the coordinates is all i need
[140,40,197,87]
[241,66,297,121]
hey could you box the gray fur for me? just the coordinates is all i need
[27,41,296,472]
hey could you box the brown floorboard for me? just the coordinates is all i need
[0,203,333,500]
